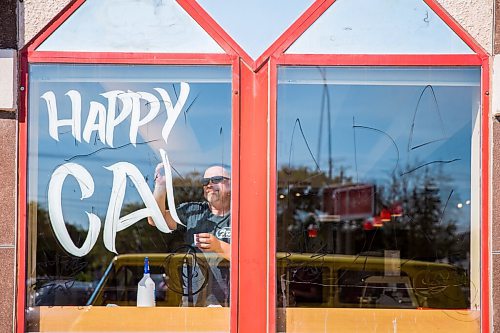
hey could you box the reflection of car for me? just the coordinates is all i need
[278,253,469,309]
[87,253,227,307]
[88,253,469,309]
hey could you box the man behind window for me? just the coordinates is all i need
[148,164,231,306]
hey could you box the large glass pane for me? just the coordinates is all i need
[27,64,232,332]
[276,66,481,332]
[37,0,224,53]
[196,0,313,59]
[286,0,474,55]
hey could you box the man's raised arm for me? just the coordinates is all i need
[147,163,178,231]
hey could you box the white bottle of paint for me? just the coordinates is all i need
[137,257,156,307]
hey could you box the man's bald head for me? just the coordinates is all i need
[202,165,231,215]
[203,165,231,179]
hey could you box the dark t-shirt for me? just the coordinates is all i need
[176,202,230,306]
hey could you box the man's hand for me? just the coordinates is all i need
[154,162,167,188]
[195,233,231,261]
[148,162,178,230]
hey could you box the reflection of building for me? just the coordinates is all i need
[278,184,377,254]
[321,184,375,221]
[1,0,499,332]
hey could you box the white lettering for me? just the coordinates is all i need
[129,91,160,146]
[102,90,130,147]
[83,101,106,144]
[47,163,101,257]
[155,82,190,145]
[41,90,82,142]
[103,162,173,254]
[43,83,193,255]
[42,84,191,148]
[160,148,182,225]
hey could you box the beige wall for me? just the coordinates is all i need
[18,0,72,48]
[437,0,493,54]
[0,115,17,333]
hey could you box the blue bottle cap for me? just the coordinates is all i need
[144,257,150,274]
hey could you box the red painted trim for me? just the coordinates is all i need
[30,52,481,67]
[177,0,253,66]
[16,51,29,333]
[423,0,489,58]
[268,56,278,333]
[480,57,491,333]
[19,2,492,333]
[257,0,489,70]
[254,0,334,71]
[24,0,252,65]
[277,54,483,66]
[238,61,268,333]
[265,0,490,331]
[28,51,234,65]
[230,56,241,333]
[267,60,490,332]
[24,0,86,53]
[19,53,242,330]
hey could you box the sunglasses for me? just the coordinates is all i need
[201,176,230,186]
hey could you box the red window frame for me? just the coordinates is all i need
[17,1,245,332]
[16,0,490,332]
[262,1,490,332]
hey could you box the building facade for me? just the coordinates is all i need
[1,0,500,332]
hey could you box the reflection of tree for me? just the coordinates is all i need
[378,167,467,263]
[31,202,111,305]
[277,166,350,254]
[278,166,349,188]
[170,171,205,206]
[30,172,205,305]
[32,202,105,282]
[277,164,469,265]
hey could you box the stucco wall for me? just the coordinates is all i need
[436,0,493,54]
[19,0,72,48]
[0,116,17,333]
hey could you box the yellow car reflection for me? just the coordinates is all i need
[87,253,469,309]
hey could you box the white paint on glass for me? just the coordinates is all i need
[103,162,173,254]
[43,83,192,256]
[41,90,82,142]
[48,163,101,257]
[160,148,182,226]
[286,0,474,54]
[40,84,190,148]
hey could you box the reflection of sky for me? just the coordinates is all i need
[277,66,480,229]
[38,0,224,53]
[286,0,474,54]
[37,0,473,58]
[29,64,232,228]
[197,0,313,59]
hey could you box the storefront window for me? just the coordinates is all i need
[26,64,232,331]
[276,66,481,331]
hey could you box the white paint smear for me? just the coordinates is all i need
[48,163,101,257]
[44,83,192,256]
